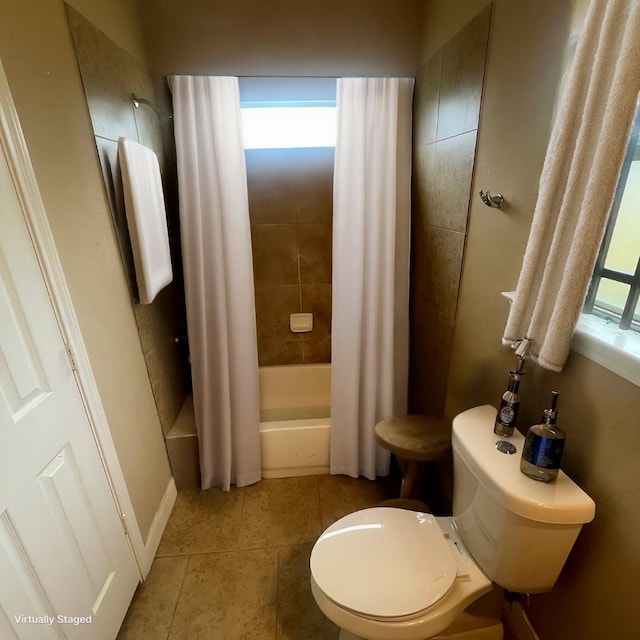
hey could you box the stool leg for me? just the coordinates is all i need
[400,461,426,499]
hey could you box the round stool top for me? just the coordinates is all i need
[374,414,450,462]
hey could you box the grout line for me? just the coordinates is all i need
[238,484,247,539]
[315,474,324,532]
[274,545,281,640]
[165,555,190,640]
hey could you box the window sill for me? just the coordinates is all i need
[572,314,640,387]
[501,291,640,387]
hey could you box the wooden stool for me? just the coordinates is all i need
[374,415,450,500]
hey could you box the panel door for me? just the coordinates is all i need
[0,119,139,638]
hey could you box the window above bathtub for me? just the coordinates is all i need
[239,77,337,150]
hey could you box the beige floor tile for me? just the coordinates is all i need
[276,543,339,640]
[168,549,278,640]
[317,474,399,530]
[238,477,322,549]
[156,486,245,556]
[117,624,172,640]
[117,556,188,640]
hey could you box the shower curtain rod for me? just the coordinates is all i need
[130,93,173,120]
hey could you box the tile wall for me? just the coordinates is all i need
[247,148,334,366]
[409,5,492,417]
[66,5,189,433]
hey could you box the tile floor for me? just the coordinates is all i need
[117,474,400,640]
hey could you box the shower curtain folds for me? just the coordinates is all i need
[170,75,261,491]
[330,77,414,480]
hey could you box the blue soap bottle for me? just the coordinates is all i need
[520,391,566,482]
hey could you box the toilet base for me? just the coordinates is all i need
[335,582,504,640]
[339,621,502,640]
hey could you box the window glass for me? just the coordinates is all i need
[595,279,629,317]
[241,106,337,150]
[585,96,640,331]
[604,161,640,275]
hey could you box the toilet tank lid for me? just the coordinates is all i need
[452,406,596,525]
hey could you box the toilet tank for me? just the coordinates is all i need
[452,405,595,594]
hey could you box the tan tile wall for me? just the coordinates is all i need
[246,148,333,366]
[409,5,491,417]
[66,6,189,434]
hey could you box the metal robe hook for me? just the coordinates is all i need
[479,190,505,209]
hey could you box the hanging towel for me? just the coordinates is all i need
[502,0,640,371]
[118,137,173,304]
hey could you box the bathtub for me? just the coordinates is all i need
[259,364,331,479]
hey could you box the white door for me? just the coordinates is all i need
[0,108,139,637]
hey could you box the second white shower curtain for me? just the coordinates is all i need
[330,78,414,480]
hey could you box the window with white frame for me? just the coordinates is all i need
[583,98,640,332]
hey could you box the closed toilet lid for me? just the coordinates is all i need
[310,507,457,619]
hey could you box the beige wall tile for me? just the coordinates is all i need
[411,225,465,321]
[254,285,301,344]
[437,4,491,140]
[295,149,334,224]
[251,224,299,286]
[246,149,297,225]
[298,222,332,284]
[409,300,455,418]
[66,6,139,142]
[427,131,478,232]
[67,6,188,435]
[299,283,332,363]
[248,148,334,366]
[410,5,490,422]
[414,49,442,147]
[412,142,435,228]
[258,340,305,366]
[301,283,332,340]
[302,337,331,364]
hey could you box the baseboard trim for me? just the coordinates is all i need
[503,600,540,640]
[140,477,177,577]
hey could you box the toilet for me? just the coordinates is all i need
[310,405,596,640]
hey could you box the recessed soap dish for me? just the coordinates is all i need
[290,313,313,333]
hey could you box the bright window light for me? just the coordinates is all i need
[241,106,336,150]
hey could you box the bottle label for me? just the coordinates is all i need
[522,434,565,470]
[497,400,518,426]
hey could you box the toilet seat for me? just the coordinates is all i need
[310,509,494,640]
[310,507,457,620]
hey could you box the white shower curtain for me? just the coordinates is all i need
[330,77,414,480]
[171,75,261,491]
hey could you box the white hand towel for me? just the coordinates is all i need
[118,137,173,304]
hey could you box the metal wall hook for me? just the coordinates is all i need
[479,190,504,209]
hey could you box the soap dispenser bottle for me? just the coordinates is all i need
[520,391,566,482]
[494,337,533,438]
[494,360,524,437]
